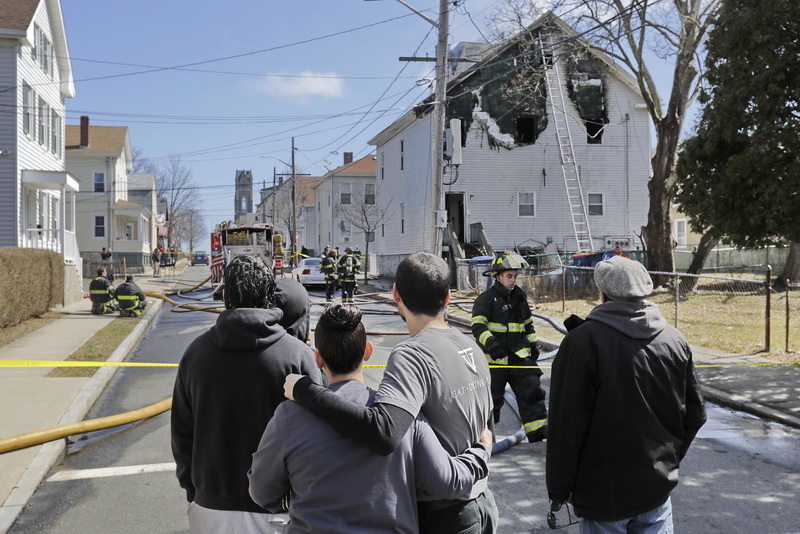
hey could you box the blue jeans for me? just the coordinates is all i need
[580,497,673,534]
[418,489,498,534]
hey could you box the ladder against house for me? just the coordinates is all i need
[539,31,594,253]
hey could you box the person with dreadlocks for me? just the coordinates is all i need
[171,255,322,534]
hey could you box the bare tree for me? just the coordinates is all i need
[339,182,394,283]
[489,0,720,273]
[183,208,208,254]
[130,146,158,175]
[156,155,201,252]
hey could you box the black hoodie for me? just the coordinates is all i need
[171,307,321,513]
[546,300,706,521]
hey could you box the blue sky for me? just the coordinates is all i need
[61,1,681,226]
[61,0,501,223]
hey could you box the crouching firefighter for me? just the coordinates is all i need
[89,267,117,315]
[471,251,548,442]
[114,274,147,317]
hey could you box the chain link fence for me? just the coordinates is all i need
[456,259,799,356]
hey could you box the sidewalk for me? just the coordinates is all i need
[1,273,799,533]
[0,270,177,533]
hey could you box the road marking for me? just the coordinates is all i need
[47,462,176,482]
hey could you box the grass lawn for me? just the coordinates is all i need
[46,303,151,378]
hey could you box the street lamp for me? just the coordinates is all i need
[366,0,449,256]
[261,138,297,264]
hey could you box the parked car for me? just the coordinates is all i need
[291,257,324,287]
[190,251,209,265]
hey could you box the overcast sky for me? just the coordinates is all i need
[61,0,680,226]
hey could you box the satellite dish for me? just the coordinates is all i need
[322,159,332,168]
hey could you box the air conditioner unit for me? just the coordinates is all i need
[604,236,633,249]
[343,236,350,242]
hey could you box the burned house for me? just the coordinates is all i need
[369,13,651,275]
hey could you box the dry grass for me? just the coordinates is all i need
[454,286,800,361]
[46,304,149,378]
[0,311,66,349]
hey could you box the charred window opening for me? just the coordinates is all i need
[516,116,539,144]
[566,56,609,145]
[585,120,603,144]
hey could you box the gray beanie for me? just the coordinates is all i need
[594,256,653,301]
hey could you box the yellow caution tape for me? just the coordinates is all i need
[1,360,798,370]
[0,360,177,368]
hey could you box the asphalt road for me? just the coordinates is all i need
[9,269,800,533]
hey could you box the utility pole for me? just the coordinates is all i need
[431,0,449,257]
[291,136,297,266]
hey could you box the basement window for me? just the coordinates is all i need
[516,117,538,144]
[585,120,603,144]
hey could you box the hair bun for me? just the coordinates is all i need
[319,304,362,331]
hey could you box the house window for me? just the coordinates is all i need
[586,120,603,144]
[380,152,385,180]
[365,183,375,205]
[37,97,48,147]
[22,83,34,137]
[518,192,535,217]
[400,203,405,234]
[94,172,105,193]
[516,117,538,144]
[368,231,375,242]
[94,215,106,238]
[51,112,61,156]
[381,223,385,238]
[588,193,604,216]
[400,140,404,171]
[340,183,351,205]
[675,219,687,247]
[31,24,40,62]
[40,30,52,76]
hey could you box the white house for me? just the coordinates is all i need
[369,13,652,276]
[66,116,154,272]
[313,152,377,257]
[0,0,81,301]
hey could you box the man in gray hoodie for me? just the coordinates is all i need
[546,255,706,533]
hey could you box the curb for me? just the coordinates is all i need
[700,384,800,431]
[0,298,163,534]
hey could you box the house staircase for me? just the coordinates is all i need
[539,31,594,252]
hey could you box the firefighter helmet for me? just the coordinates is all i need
[483,251,529,277]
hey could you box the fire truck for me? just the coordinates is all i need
[209,224,278,286]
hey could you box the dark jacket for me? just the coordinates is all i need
[321,254,338,281]
[337,252,361,282]
[114,281,145,310]
[546,300,706,521]
[471,281,538,364]
[88,276,114,304]
[171,307,321,513]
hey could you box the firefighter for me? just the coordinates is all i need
[321,249,339,302]
[471,251,548,442]
[89,267,117,315]
[337,247,361,303]
[114,274,148,317]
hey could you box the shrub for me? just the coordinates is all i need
[0,248,64,328]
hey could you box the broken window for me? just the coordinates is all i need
[585,120,604,144]
[516,116,539,144]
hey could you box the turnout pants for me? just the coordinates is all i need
[490,354,547,442]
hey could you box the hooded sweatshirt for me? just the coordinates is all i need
[546,300,706,522]
[171,307,321,513]
[274,278,311,342]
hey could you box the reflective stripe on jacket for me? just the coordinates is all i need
[471,281,538,364]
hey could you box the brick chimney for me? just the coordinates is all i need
[79,115,89,148]
[343,152,353,165]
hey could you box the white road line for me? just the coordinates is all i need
[46,462,176,482]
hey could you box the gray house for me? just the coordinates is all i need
[369,13,652,275]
